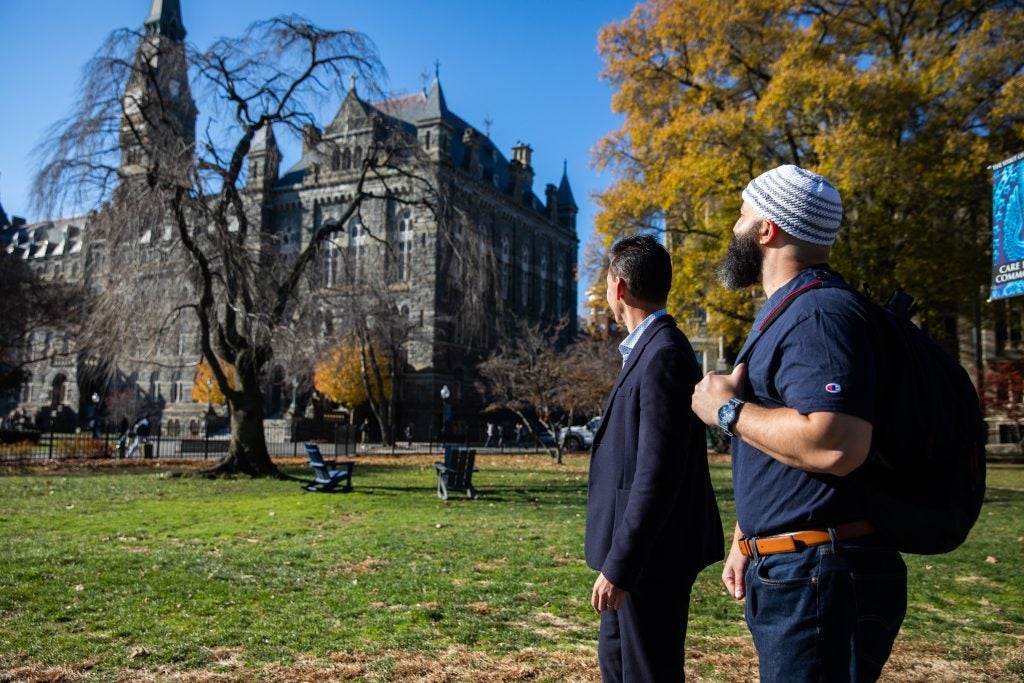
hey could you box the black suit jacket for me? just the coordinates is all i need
[585,315,723,590]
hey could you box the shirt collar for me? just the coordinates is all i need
[619,309,668,365]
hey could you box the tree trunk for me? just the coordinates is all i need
[203,380,282,478]
[512,408,561,463]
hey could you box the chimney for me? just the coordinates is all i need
[462,128,482,178]
[511,143,533,198]
[545,184,559,220]
[508,160,522,200]
[512,142,532,167]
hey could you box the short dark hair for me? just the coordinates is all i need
[608,234,671,304]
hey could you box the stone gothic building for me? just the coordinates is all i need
[0,0,579,438]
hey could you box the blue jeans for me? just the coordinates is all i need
[744,536,907,682]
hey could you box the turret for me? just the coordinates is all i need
[247,124,281,193]
[556,161,578,231]
[416,79,454,162]
[119,0,196,182]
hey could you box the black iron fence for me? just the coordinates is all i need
[0,421,315,464]
[0,419,558,465]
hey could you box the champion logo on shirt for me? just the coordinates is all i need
[825,383,843,394]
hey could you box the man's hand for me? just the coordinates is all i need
[722,539,749,601]
[692,363,747,427]
[591,572,627,613]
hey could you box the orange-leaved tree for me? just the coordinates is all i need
[191,357,238,408]
[313,342,391,412]
[594,0,1024,353]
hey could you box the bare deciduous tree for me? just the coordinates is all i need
[477,321,563,461]
[557,327,619,426]
[0,250,82,400]
[32,16,440,476]
[35,15,497,471]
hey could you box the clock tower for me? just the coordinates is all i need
[119,0,196,183]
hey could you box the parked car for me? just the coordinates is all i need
[558,416,601,451]
[536,430,556,446]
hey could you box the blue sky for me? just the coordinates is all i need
[0,0,637,310]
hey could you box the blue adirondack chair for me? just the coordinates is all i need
[303,443,354,493]
[434,446,479,500]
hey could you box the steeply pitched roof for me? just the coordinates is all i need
[326,86,376,135]
[277,80,552,216]
[558,162,578,210]
[145,0,186,42]
[251,123,277,154]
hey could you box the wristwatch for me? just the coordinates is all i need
[718,398,745,438]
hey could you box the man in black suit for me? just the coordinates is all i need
[586,235,724,681]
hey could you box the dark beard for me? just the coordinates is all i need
[717,226,763,290]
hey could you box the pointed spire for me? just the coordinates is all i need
[424,77,449,119]
[145,0,186,42]
[251,122,277,154]
[558,160,577,210]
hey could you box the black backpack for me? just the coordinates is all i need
[751,270,987,555]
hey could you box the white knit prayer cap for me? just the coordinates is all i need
[741,165,843,246]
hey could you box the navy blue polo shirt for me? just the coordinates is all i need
[732,268,876,537]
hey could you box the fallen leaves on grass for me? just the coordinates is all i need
[2,639,1021,682]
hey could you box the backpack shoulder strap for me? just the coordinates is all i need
[736,269,831,365]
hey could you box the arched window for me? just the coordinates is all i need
[397,209,413,281]
[21,372,32,402]
[51,374,67,407]
[353,146,363,169]
[342,148,352,170]
[331,150,341,171]
[538,253,549,314]
[171,371,184,403]
[520,244,531,309]
[149,371,161,401]
[323,239,341,287]
[556,261,565,316]
[349,217,366,280]
[499,234,511,300]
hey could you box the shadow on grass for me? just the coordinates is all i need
[982,487,1024,505]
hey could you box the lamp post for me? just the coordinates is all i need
[90,392,101,437]
[440,384,452,441]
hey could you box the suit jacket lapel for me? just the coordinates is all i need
[593,315,675,445]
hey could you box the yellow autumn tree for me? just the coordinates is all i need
[595,0,1024,351]
[191,357,238,407]
[313,342,391,410]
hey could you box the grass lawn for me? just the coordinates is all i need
[0,454,1022,682]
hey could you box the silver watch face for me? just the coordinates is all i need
[717,402,733,430]
[718,399,741,435]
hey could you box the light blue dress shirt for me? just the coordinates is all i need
[618,309,667,367]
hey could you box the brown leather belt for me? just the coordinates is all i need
[738,520,875,558]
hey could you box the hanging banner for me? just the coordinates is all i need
[992,151,1024,300]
